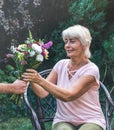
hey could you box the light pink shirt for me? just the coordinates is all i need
[53,59,106,130]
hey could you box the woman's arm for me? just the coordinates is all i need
[25,69,58,98]
[22,69,97,101]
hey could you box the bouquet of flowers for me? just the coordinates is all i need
[7,31,53,107]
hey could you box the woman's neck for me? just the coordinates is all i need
[68,57,89,71]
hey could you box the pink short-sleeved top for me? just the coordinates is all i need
[53,59,106,130]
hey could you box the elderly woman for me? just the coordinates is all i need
[22,25,106,130]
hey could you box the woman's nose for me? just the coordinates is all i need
[65,41,70,47]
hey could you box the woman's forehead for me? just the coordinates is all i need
[64,36,78,40]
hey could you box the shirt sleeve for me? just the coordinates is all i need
[78,64,100,84]
[53,59,65,73]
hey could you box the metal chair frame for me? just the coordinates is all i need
[23,69,114,130]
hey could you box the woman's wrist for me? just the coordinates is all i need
[38,76,45,86]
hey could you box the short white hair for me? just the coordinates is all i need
[62,25,92,58]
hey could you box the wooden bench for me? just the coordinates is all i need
[23,69,114,130]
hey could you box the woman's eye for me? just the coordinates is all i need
[64,39,77,44]
[70,40,75,43]
[64,40,68,44]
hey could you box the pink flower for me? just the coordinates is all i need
[41,50,46,57]
[20,60,27,65]
[34,41,40,45]
[6,54,14,58]
[24,51,28,55]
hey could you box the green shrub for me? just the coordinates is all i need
[103,34,114,81]
[0,64,16,83]
[0,117,32,130]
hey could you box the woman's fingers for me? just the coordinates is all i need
[22,69,38,77]
[25,69,36,73]
[22,69,41,83]
[22,72,37,82]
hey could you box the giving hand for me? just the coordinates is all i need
[11,79,27,94]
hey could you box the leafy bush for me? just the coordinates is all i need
[103,34,114,81]
[0,65,16,83]
[0,117,32,130]
[103,34,114,62]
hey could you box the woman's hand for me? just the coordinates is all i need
[22,69,49,98]
[22,69,42,83]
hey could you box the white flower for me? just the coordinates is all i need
[25,38,34,44]
[36,54,44,62]
[18,44,27,51]
[10,46,17,53]
[32,44,42,53]
[25,38,30,44]
[29,50,36,57]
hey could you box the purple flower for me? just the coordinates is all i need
[42,41,53,49]
[6,54,14,58]
[27,44,32,48]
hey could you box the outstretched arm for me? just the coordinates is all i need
[0,79,27,94]
[22,69,97,101]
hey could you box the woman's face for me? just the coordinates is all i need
[64,37,85,58]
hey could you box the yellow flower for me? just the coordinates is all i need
[17,52,25,61]
[44,49,49,59]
